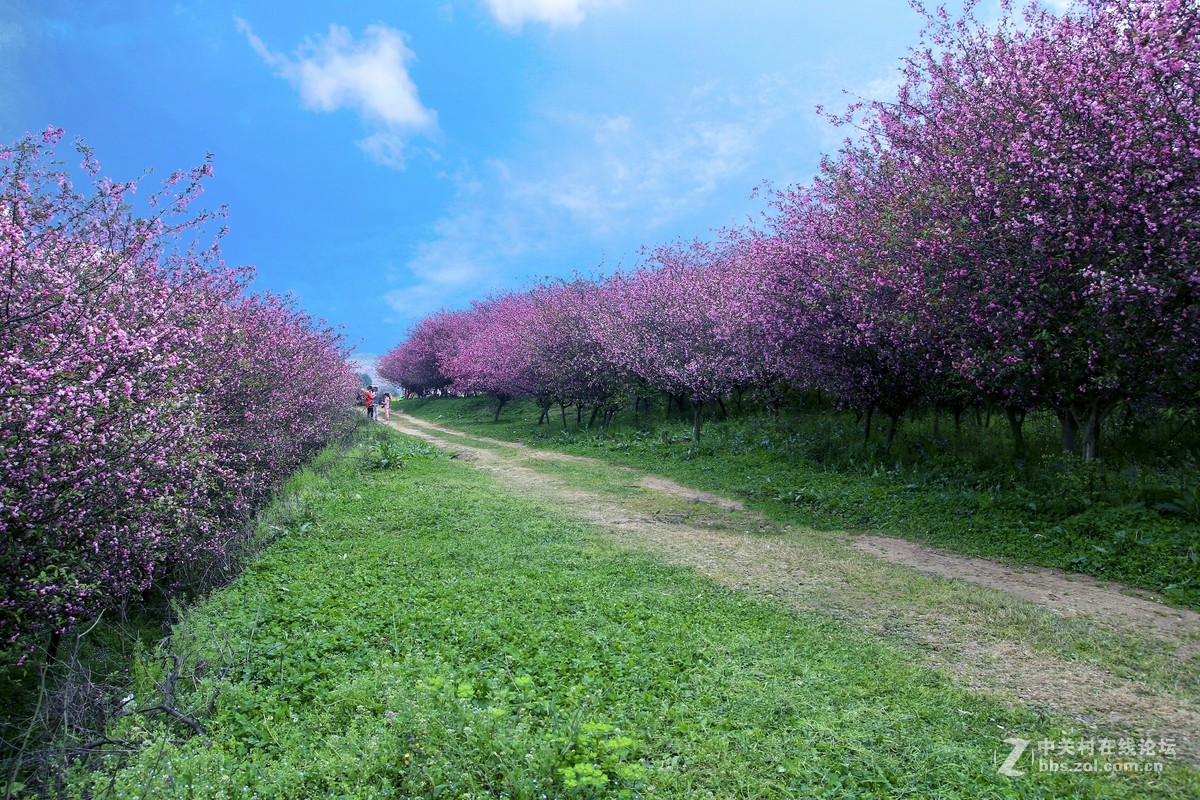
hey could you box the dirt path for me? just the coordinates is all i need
[385,411,1200,765]
[853,535,1200,654]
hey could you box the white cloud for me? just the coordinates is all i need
[808,62,904,152]
[383,77,804,323]
[235,18,435,167]
[347,353,379,376]
[481,0,620,31]
[518,112,757,232]
[383,206,516,320]
[357,131,410,169]
[347,354,402,389]
[526,78,799,232]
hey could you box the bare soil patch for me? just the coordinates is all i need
[637,475,748,511]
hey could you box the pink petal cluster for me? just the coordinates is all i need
[1,130,359,651]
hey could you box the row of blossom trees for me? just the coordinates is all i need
[1,130,359,654]
[380,0,1200,458]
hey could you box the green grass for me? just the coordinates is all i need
[391,409,1200,700]
[400,396,1200,610]
[70,423,1200,798]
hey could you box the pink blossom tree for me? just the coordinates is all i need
[522,279,632,429]
[601,240,767,441]
[439,295,538,420]
[377,309,466,395]
[753,147,972,448]
[855,0,1200,457]
[0,130,356,655]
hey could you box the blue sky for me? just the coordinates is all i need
[2,1,961,361]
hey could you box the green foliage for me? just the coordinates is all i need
[68,423,1200,797]
[362,424,439,471]
[1154,483,1200,525]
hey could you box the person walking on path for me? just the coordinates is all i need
[365,387,376,421]
[381,392,391,422]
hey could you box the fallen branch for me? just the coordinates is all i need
[133,705,206,737]
[76,737,130,750]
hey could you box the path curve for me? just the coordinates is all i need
[385,410,1200,765]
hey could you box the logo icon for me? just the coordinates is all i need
[998,737,1031,777]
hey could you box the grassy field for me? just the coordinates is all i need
[67,423,1199,798]
[399,396,1200,610]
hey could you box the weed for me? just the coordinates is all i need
[362,425,439,471]
[1155,484,1200,524]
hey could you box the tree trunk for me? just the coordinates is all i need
[1058,410,1079,455]
[885,413,900,451]
[1084,410,1103,461]
[1072,402,1109,461]
[538,403,551,425]
[561,402,569,430]
[587,405,600,429]
[953,406,964,436]
[493,396,508,422]
[863,406,874,444]
[47,630,62,663]
[1005,406,1026,457]
[692,406,703,443]
[717,397,728,419]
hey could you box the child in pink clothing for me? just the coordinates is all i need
[381,392,391,422]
